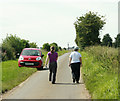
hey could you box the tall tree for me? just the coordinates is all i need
[2,41,16,60]
[2,34,24,56]
[101,34,113,47]
[21,39,30,48]
[1,34,33,60]
[29,42,37,48]
[114,33,120,48]
[74,11,106,49]
[42,43,50,51]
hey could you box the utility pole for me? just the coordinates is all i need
[67,42,69,50]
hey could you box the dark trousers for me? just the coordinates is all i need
[49,61,57,83]
[71,62,81,82]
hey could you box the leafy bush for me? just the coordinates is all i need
[2,42,16,61]
[42,42,59,52]
[42,43,50,51]
[29,42,37,48]
[114,33,120,48]
[101,34,112,47]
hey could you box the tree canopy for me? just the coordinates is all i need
[114,33,120,48]
[42,42,59,52]
[2,34,37,61]
[74,11,106,49]
[42,43,50,51]
[101,34,112,47]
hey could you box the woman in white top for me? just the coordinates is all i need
[69,47,82,83]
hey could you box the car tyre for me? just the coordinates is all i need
[37,66,43,70]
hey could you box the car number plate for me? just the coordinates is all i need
[25,63,34,65]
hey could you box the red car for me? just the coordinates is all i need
[18,48,44,70]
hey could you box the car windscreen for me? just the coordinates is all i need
[22,50,40,56]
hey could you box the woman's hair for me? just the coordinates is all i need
[74,49,78,51]
[50,46,55,53]
[74,47,79,51]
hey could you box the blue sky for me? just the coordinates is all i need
[0,0,119,48]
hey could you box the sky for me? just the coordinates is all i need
[0,0,119,48]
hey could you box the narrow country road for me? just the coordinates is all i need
[3,53,91,99]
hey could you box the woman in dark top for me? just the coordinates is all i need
[45,46,58,84]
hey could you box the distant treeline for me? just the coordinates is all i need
[42,42,66,52]
[1,34,37,61]
[101,33,120,48]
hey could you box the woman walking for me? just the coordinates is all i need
[69,47,82,83]
[45,46,58,84]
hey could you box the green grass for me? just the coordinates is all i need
[81,46,118,99]
[2,60,36,93]
[2,49,70,93]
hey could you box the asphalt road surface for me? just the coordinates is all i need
[3,53,91,99]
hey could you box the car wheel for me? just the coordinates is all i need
[37,68,40,70]
[41,66,43,70]
[37,66,43,70]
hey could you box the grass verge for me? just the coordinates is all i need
[81,46,118,99]
[2,60,36,93]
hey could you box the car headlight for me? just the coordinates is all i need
[36,57,41,61]
[19,56,24,60]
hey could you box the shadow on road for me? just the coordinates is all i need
[37,68,49,71]
[55,82,84,85]
[43,68,49,70]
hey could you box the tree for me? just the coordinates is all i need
[1,34,33,60]
[21,39,30,48]
[101,34,113,47]
[74,11,106,49]
[2,34,24,57]
[2,42,16,61]
[42,43,50,51]
[63,48,66,50]
[114,33,120,48]
[50,42,59,51]
[29,42,37,48]
[59,46,62,51]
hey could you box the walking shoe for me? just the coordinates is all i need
[76,81,79,84]
[73,79,75,83]
[52,82,55,84]
[49,77,51,81]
